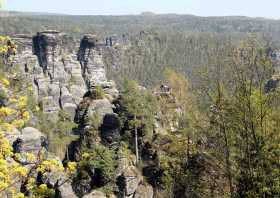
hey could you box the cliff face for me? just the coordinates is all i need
[10,31,152,198]
[13,31,118,120]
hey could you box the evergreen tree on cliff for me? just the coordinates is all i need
[120,79,157,165]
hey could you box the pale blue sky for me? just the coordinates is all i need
[3,0,280,19]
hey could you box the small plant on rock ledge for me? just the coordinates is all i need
[90,85,105,100]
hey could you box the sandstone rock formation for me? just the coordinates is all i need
[10,31,153,198]
[13,31,118,120]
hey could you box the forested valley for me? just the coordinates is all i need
[0,11,279,198]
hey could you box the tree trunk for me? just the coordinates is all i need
[134,115,139,165]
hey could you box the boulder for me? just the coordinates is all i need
[19,127,46,154]
[58,182,78,198]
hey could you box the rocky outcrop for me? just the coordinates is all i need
[77,35,119,101]
[14,32,82,118]
[8,127,46,157]
[11,31,152,198]
[58,182,78,198]
[19,127,47,154]
[78,35,107,87]
[117,166,154,198]
[13,31,119,120]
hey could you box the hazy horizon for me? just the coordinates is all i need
[2,0,280,19]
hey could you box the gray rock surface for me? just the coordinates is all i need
[134,184,154,198]
[13,31,118,120]
[20,127,46,154]
[87,99,114,118]
[58,182,78,198]
[83,190,106,198]
[123,166,142,196]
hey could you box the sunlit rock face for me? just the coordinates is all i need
[13,31,119,119]
[10,31,153,198]
[78,34,107,87]
[32,31,86,119]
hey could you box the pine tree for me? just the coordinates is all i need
[120,79,157,165]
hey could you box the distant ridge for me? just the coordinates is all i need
[0,10,66,17]
[0,10,277,20]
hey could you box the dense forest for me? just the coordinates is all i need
[0,11,280,198]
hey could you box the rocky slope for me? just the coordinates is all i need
[2,29,243,198]
[6,31,153,198]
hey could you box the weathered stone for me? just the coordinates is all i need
[122,166,142,196]
[4,128,21,145]
[58,182,78,198]
[63,103,77,119]
[35,77,49,98]
[83,190,106,198]
[134,184,154,198]
[60,87,74,105]
[14,31,118,121]
[69,85,86,105]
[78,35,107,87]
[41,96,60,113]
[87,99,114,118]
[19,127,46,154]
[48,83,61,105]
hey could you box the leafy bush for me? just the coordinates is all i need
[0,89,6,101]
[79,144,117,190]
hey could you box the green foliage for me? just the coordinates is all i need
[118,141,134,163]
[36,110,78,158]
[87,145,117,182]
[79,144,117,190]
[198,37,280,197]
[26,94,37,113]
[85,112,102,130]
[0,89,6,101]
[83,112,103,146]
[120,78,158,138]
[1,13,280,198]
